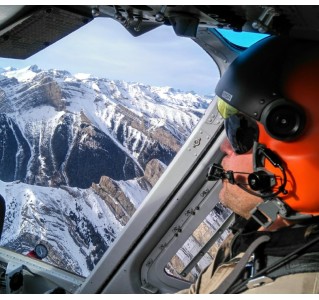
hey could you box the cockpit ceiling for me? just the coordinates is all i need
[0,5,319,59]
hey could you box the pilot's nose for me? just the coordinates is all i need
[220,138,234,156]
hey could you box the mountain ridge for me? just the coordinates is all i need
[0,65,213,277]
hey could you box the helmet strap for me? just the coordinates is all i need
[250,198,288,228]
[250,197,314,228]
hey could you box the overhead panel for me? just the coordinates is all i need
[0,6,93,59]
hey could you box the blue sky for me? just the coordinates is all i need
[0,17,220,96]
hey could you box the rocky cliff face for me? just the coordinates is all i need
[92,176,136,226]
[92,158,165,226]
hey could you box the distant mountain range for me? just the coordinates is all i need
[0,65,212,276]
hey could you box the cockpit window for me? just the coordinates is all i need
[215,28,269,48]
[0,18,218,278]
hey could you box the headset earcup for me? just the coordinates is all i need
[260,98,306,141]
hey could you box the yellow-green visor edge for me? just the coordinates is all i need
[216,96,238,119]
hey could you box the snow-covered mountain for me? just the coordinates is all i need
[0,65,211,276]
[0,65,209,187]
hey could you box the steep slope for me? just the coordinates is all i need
[0,180,123,276]
[0,158,166,276]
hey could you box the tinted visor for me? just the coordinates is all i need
[217,97,259,154]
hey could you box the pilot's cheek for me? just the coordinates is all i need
[220,138,234,156]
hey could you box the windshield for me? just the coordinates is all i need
[0,17,218,277]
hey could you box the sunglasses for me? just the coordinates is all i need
[217,97,259,154]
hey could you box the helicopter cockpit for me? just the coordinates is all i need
[0,5,319,294]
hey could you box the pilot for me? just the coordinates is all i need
[178,36,319,293]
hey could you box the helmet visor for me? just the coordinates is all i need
[217,97,259,154]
